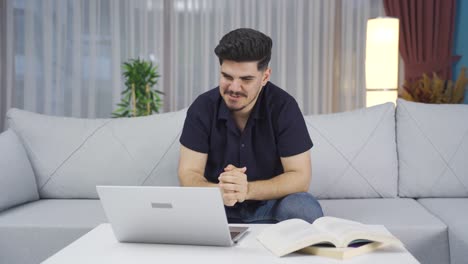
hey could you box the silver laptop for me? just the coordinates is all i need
[96,186,249,246]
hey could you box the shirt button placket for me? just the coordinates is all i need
[239,141,245,166]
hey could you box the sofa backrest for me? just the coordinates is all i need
[0,129,39,211]
[304,103,398,199]
[7,103,400,200]
[396,99,468,198]
[7,108,186,199]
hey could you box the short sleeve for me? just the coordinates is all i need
[179,98,211,153]
[276,100,313,157]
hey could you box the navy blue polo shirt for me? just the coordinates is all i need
[180,81,313,184]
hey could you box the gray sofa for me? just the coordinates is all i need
[0,99,467,264]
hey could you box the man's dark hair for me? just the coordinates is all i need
[214,28,272,71]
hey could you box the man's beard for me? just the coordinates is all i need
[224,90,247,98]
[223,89,259,112]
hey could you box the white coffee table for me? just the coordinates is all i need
[42,224,419,264]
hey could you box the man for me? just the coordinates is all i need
[178,28,323,223]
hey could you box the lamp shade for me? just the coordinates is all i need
[365,17,399,107]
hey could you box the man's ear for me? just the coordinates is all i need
[262,67,271,86]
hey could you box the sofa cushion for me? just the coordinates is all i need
[319,198,449,264]
[304,103,398,198]
[396,99,468,197]
[7,108,187,199]
[418,198,468,264]
[0,199,106,264]
[0,129,39,211]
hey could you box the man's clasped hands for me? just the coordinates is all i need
[218,164,248,206]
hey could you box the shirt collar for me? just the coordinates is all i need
[218,98,230,121]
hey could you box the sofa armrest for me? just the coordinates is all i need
[0,129,39,212]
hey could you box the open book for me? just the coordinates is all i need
[257,216,403,259]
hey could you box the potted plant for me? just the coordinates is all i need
[112,58,163,117]
[399,67,468,104]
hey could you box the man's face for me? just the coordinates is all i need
[219,60,270,113]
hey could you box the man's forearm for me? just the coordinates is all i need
[178,171,218,188]
[246,172,310,201]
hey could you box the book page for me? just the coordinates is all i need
[257,218,339,256]
[299,241,385,260]
[313,217,401,247]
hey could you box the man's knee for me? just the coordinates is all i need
[276,192,323,223]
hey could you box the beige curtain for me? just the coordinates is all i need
[0,0,14,131]
[0,0,4,131]
[3,0,384,126]
[166,0,385,114]
[5,0,165,119]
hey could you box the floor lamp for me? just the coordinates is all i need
[365,17,399,107]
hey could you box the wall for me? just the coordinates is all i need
[454,0,468,103]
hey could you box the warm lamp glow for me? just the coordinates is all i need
[366,90,399,107]
[365,17,399,107]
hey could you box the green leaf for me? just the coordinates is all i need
[114,57,163,117]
